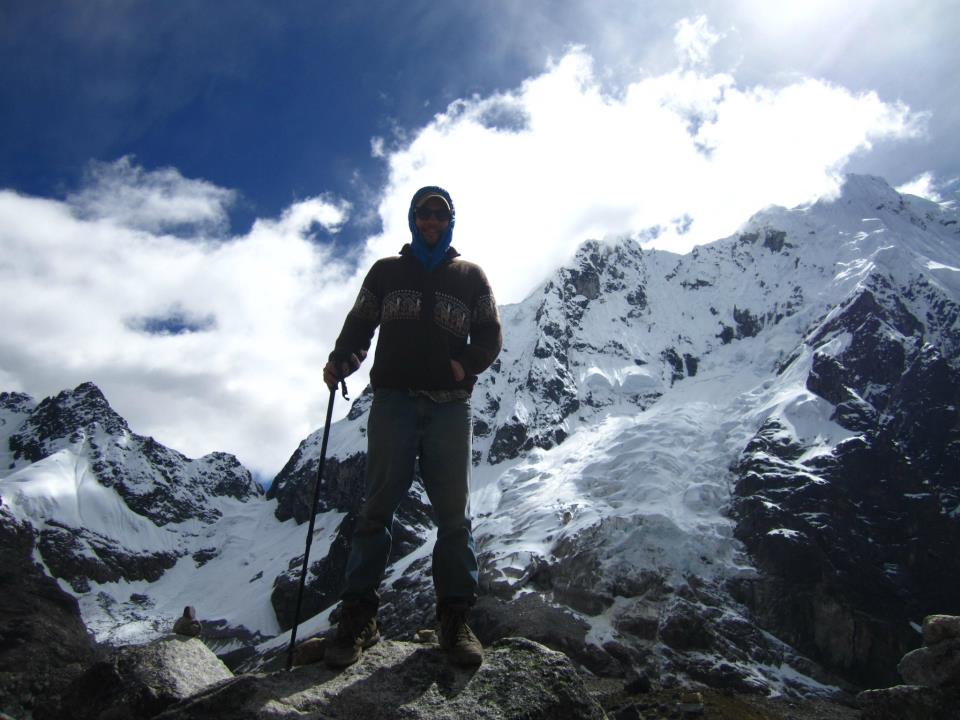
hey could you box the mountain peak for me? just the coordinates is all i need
[9,381,129,464]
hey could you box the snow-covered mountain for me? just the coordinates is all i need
[0,383,291,660]
[2,175,958,693]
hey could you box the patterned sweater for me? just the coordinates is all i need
[331,245,502,394]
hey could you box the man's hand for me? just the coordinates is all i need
[450,359,465,383]
[324,352,364,390]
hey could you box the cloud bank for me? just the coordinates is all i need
[0,31,928,478]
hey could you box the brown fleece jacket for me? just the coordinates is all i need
[330,245,502,393]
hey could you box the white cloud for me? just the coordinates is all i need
[674,15,722,67]
[896,171,943,202]
[0,37,930,479]
[67,156,236,234]
[0,170,357,478]
[368,44,925,305]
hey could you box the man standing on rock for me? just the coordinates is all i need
[322,185,502,668]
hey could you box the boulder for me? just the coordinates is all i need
[47,636,233,720]
[897,638,960,688]
[857,613,960,719]
[157,637,606,720]
[470,593,620,676]
[858,684,960,720]
[922,614,960,647]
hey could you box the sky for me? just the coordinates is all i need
[1,0,958,482]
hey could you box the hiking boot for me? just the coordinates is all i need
[324,600,380,669]
[438,602,483,667]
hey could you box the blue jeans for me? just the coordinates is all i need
[342,389,478,606]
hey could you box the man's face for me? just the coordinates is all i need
[414,197,450,247]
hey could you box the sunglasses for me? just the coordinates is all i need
[415,206,451,222]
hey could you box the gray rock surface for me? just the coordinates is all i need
[897,637,960,688]
[158,637,607,720]
[922,614,960,647]
[857,684,960,720]
[856,614,960,719]
[50,636,234,720]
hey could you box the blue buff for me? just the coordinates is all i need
[407,185,456,270]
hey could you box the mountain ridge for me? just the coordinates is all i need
[2,174,957,699]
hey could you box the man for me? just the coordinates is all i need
[322,186,502,668]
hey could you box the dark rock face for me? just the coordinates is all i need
[732,276,960,687]
[268,450,368,523]
[0,509,96,720]
[38,521,181,592]
[269,450,435,632]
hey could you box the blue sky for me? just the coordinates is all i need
[2,1,958,480]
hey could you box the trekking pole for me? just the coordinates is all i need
[286,378,349,670]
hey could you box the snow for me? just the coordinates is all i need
[2,174,958,690]
[767,528,802,540]
[0,445,343,644]
[3,450,175,552]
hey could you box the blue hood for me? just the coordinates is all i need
[408,185,455,270]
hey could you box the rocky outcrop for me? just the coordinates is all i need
[0,509,96,720]
[471,594,623,678]
[159,637,606,720]
[38,521,181,593]
[857,614,960,720]
[731,272,960,687]
[39,636,234,720]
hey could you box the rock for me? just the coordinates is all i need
[858,684,960,720]
[48,637,233,720]
[470,594,620,676]
[658,599,717,652]
[291,637,326,666]
[157,637,606,719]
[923,614,960,646]
[677,690,704,715]
[898,638,960,687]
[173,606,202,637]
[0,511,96,720]
[856,613,960,718]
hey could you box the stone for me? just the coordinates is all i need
[173,607,202,637]
[0,512,96,720]
[923,615,960,647]
[156,637,606,720]
[470,593,617,676]
[291,637,327,666]
[678,690,704,715]
[48,637,233,720]
[898,638,960,687]
[858,684,960,720]
[658,599,717,652]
